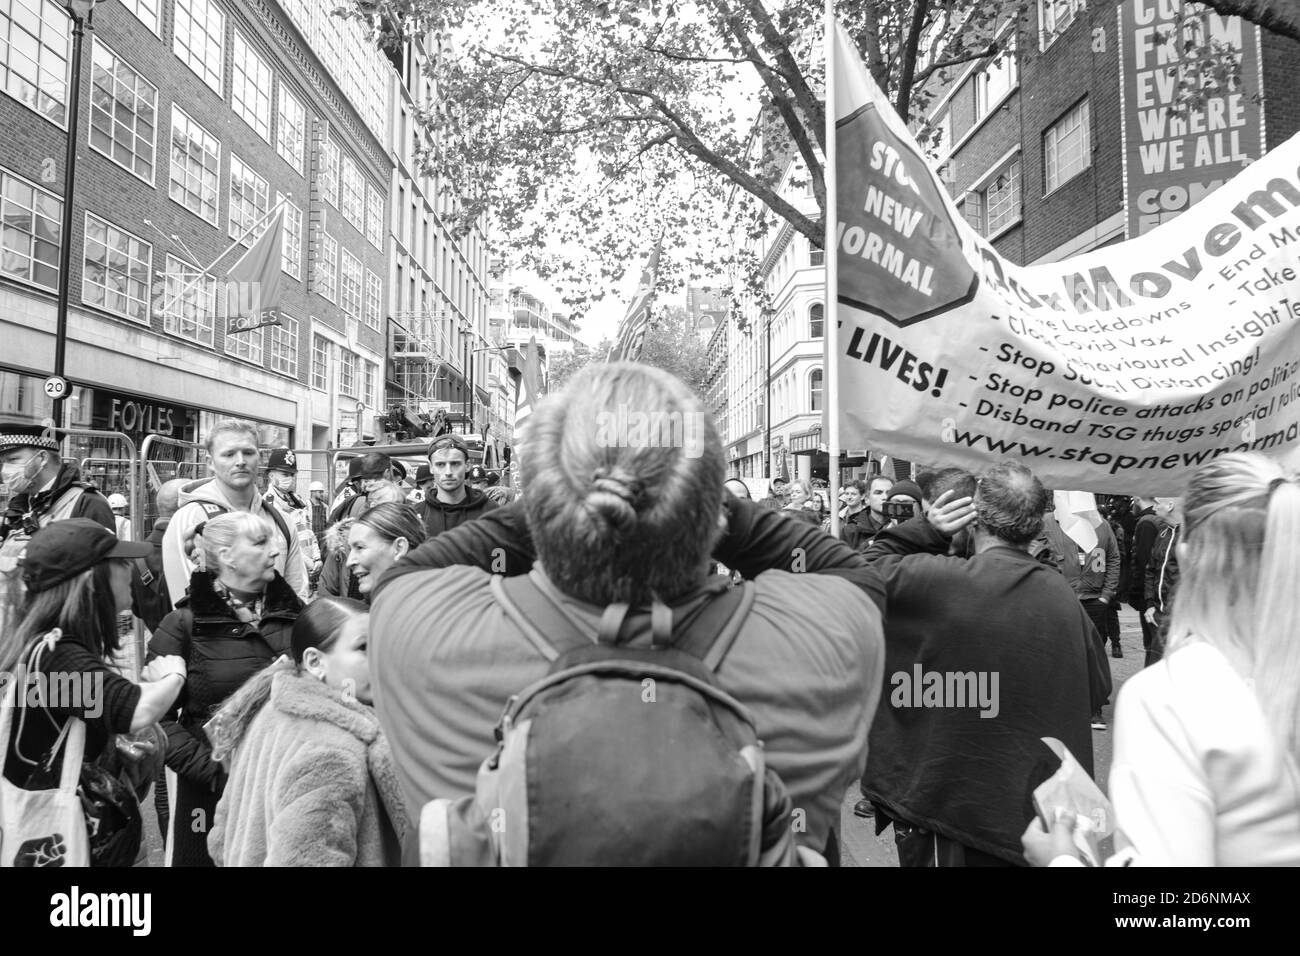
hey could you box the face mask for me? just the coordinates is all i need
[1,452,45,496]
[270,473,296,492]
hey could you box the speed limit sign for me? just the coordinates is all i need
[43,375,69,399]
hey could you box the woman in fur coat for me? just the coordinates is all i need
[206,597,407,866]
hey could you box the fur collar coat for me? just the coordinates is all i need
[207,665,407,866]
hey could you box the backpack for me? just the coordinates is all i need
[417,574,813,867]
[191,500,294,557]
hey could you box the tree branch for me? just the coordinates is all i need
[912,43,999,91]
[644,45,750,65]
[737,0,826,144]
[895,0,932,119]
[1196,0,1300,43]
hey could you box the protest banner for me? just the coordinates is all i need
[830,21,1300,494]
[1118,0,1264,237]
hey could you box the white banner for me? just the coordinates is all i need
[831,23,1300,494]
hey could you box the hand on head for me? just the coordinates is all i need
[927,489,977,537]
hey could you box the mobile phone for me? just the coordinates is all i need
[882,501,917,521]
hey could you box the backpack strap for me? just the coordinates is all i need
[192,500,293,555]
[672,582,756,673]
[489,574,597,662]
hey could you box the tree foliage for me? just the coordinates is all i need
[340,0,1300,317]
[543,305,710,396]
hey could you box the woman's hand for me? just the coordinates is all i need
[1021,812,1080,867]
[142,655,186,683]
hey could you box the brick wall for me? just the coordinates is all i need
[0,0,391,423]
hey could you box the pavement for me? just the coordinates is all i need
[839,605,1145,867]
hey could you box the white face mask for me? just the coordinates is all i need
[270,472,296,493]
[1,451,45,496]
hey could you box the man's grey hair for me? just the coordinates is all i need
[975,461,1049,545]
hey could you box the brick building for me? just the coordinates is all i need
[929,0,1300,265]
[0,0,393,493]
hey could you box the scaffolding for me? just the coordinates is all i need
[388,310,462,414]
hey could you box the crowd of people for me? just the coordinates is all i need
[1,361,1298,867]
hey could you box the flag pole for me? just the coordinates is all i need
[157,197,288,317]
[825,0,842,538]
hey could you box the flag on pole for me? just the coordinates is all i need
[226,206,285,335]
[608,239,662,362]
[512,336,545,446]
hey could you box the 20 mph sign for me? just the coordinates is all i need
[43,375,69,399]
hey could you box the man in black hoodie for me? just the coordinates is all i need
[417,434,498,537]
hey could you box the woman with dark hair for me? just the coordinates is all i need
[148,511,303,866]
[206,597,406,866]
[321,503,426,602]
[3,520,186,791]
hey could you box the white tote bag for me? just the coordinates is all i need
[0,643,90,867]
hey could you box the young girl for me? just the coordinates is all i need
[207,598,407,866]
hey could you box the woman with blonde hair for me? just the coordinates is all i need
[781,479,821,525]
[148,510,303,866]
[1026,452,1300,865]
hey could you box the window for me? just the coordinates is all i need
[340,249,362,318]
[1,0,71,125]
[810,369,823,412]
[159,253,217,347]
[276,85,306,171]
[364,269,381,329]
[809,303,824,338]
[340,155,364,231]
[973,42,1017,121]
[963,158,1022,237]
[231,32,272,142]
[927,108,951,165]
[1,167,61,290]
[83,213,151,324]
[310,331,329,390]
[1045,99,1091,193]
[362,359,375,408]
[89,41,157,183]
[365,183,383,249]
[316,233,337,301]
[225,321,263,365]
[1039,0,1081,50]
[317,138,339,207]
[339,348,358,398]
[228,154,269,240]
[267,314,298,377]
[809,244,824,267]
[279,194,302,279]
[173,0,224,95]
[169,106,220,225]
[119,0,160,35]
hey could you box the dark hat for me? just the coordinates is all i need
[468,465,488,482]
[887,479,924,504]
[428,433,469,460]
[0,422,60,454]
[486,470,501,486]
[21,517,152,592]
[390,460,408,482]
[414,464,433,484]
[266,447,298,474]
[347,452,391,481]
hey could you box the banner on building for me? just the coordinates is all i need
[1118,0,1264,237]
[830,22,1300,495]
[609,240,662,362]
[226,206,285,335]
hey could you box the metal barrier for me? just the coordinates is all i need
[138,434,206,537]
[61,428,143,675]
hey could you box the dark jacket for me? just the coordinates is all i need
[860,518,1109,865]
[130,517,172,631]
[0,461,114,541]
[1057,518,1121,604]
[148,570,302,866]
[839,508,887,552]
[417,486,499,538]
[1144,522,1181,617]
[1128,509,1163,608]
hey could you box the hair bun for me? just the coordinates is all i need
[587,467,643,532]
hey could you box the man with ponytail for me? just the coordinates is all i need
[370,363,887,861]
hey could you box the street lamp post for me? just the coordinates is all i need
[762,307,774,478]
[51,0,97,430]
